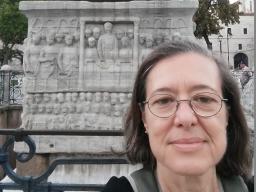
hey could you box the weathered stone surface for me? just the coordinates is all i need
[17,0,198,154]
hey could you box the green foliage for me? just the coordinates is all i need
[193,0,240,49]
[0,0,27,65]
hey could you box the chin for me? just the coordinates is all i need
[166,159,215,176]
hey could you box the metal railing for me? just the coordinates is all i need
[0,70,24,105]
[0,129,126,192]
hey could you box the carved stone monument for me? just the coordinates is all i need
[18,0,198,186]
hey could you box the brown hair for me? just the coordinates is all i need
[124,39,252,177]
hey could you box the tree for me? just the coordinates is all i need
[193,0,240,49]
[0,0,27,66]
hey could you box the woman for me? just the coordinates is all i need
[102,39,252,192]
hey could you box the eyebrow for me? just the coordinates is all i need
[151,85,218,95]
[190,84,218,93]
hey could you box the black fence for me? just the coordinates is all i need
[0,70,24,105]
[0,129,125,192]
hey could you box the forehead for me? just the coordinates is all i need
[146,52,222,96]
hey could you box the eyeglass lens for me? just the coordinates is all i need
[147,92,223,118]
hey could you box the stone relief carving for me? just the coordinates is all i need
[118,36,133,63]
[21,91,132,130]
[97,22,118,67]
[84,36,99,70]
[23,14,194,92]
[38,32,58,79]
[139,34,154,63]
[21,13,196,133]
[23,33,42,76]
[58,34,79,77]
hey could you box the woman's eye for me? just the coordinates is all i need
[193,96,215,104]
[153,96,174,106]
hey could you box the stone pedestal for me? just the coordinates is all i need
[18,0,198,185]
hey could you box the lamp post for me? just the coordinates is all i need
[227,28,232,67]
[217,34,223,55]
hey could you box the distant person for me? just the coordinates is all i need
[239,62,252,89]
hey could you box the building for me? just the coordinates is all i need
[209,0,254,70]
[237,0,254,13]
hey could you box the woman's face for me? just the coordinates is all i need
[142,52,228,176]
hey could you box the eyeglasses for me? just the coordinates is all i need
[140,92,228,118]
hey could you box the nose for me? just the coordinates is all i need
[174,101,198,128]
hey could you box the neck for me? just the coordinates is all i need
[156,165,220,192]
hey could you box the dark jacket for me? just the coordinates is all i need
[101,168,249,192]
[101,176,133,192]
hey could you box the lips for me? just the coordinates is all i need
[169,137,206,152]
[170,137,205,144]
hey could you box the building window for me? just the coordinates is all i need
[227,28,232,35]
[238,44,242,50]
[243,28,247,34]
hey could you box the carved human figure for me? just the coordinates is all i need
[122,93,131,116]
[79,92,86,102]
[118,36,133,61]
[139,33,146,47]
[83,92,93,127]
[110,93,118,105]
[85,28,92,39]
[43,93,51,115]
[92,92,102,113]
[25,94,34,105]
[71,92,78,103]
[34,93,43,104]
[154,33,164,46]
[119,92,127,115]
[55,33,64,45]
[115,29,125,48]
[31,104,38,114]
[57,93,65,104]
[59,104,69,129]
[74,31,80,47]
[38,104,45,114]
[97,22,118,61]
[61,104,69,116]
[85,37,99,61]
[127,28,134,47]
[85,28,92,47]
[88,92,101,129]
[23,33,42,75]
[53,104,61,115]
[140,34,154,63]
[65,92,72,103]
[51,93,57,103]
[46,105,53,114]
[102,92,111,115]
[163,36,171,43]
[92,27,101,42]
[116,29,125,41]
[86,92,93,102]
[77,92,85,113]
[21,94,34,129]
[113,104,122,130]
[58,34,79,77]
[38,32,57,79]
[43,93,51,104]
[99,102,112,130]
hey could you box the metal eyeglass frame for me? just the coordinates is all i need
[139,92,228,118]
